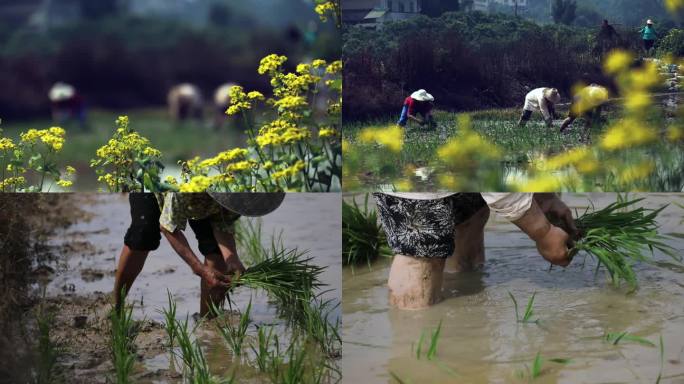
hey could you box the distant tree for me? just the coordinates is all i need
[574,5,602,27]
[78,0,119,19]
[421,0,472,17]
[552,0,577,25]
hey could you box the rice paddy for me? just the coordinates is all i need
[343,106,684,192]
[5,193,341,383]
[341,193,684,383]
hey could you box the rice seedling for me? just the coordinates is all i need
[604,331,656,347]
[159,290,178,349]
[276,341,308,384]
[295,296,342,359]
[414,320,442,361]
[515,352,571,381]
[342,194,390,269]
[109,293,138,384]
[508,291,539,324]
[656,334,664,384]
[251,325,276,373]
[212,299,252,359]
[230,246,325,308]
[235,218,282,266]
[389,371,413,384]
[34,305,60,384]
[173,314,232,384]
[572,198,680,290]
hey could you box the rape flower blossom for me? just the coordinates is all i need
[358,125,404,153]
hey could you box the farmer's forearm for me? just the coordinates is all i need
[512,200,552,242]
[161,228,204,275]
[408,114,423,123]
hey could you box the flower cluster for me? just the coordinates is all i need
[90,116,165,192]
[178,53,342,192]
[314,0,340,27]
[0,124,73,192]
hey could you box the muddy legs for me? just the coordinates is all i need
[388,255,446,310]
[114,245,149,311]
[445,206,490,273]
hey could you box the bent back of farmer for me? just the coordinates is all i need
[398,89,435,128]
[561,84,609,141]
[518,87,561,128]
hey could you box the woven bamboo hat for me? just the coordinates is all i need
[209,193,286,217]
[544,88,561,104]
[410,89,434,102]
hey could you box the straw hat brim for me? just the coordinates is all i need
[411,90,434,102]
[208,192,286,217]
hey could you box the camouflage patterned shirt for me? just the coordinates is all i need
[156,193,240,233]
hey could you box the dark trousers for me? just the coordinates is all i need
[123,193,221,255]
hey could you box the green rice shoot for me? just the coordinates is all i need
[572,198,681,291]
[342,194,391,269]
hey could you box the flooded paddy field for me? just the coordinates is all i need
[341,193,684,384]
[2,193,341,383]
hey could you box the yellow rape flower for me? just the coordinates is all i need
[666,0,684,11]
[179,175,212,192]
[314,1,336,22]
[358,125,404,153]
[514,174,564,192]
[0,176,26,190]
[56,179,73,188]
[326,60,342,75]
[666,125,683,142]
[319,127,337,138]
[296,63,312,74]
[603,50,633,74]
[66,166,76,175]
[258,54,288,75]
[600,119,657,151]
[618,161,655,185]
[247,91,265,101]
[224,160,254,173]
[0,137,15,151]
[438,174,461,190]
[312,59,327,68]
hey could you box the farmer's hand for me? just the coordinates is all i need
[197,264,232,288]
[535,225,572,267]
[225,256,246,277]
[534,193,579,245]
[513,198,573,267]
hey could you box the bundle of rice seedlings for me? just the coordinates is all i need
[571,198,681,290]
[230,246,325,307]
[342,194,390,268]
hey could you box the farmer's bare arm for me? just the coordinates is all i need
[407,113,424,124]
[513,199,572,267]
[161,227,231,287]
[212,229,246,275]
[533,193,578,243]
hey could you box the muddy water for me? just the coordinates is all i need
[41,193,341,382]
[341,193,684,384]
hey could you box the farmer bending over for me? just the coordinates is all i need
[398,89,435,128]
[518,88,561,128]
[560,84,609,142]
[639,20,658,56]
[114,193,284,316]
[373,193,577,310]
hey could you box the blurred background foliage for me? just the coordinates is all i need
[0,0,340,119]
